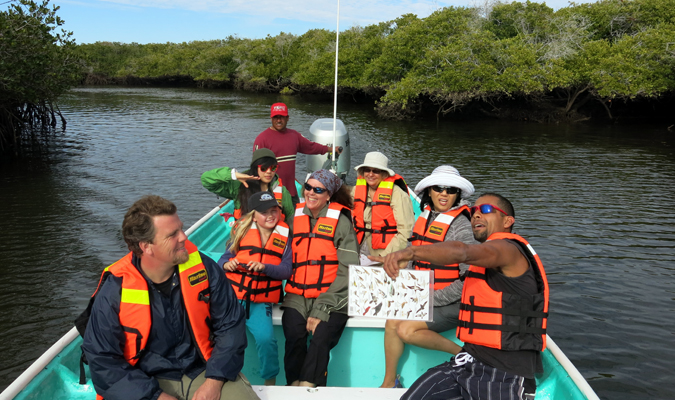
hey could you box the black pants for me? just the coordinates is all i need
[282,307,349,386]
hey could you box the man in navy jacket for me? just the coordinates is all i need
[83,195,259,400]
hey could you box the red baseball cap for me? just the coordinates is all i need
[270,103,288,117]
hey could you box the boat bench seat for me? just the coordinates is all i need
[271,304,385,328]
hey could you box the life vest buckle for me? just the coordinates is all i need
[198,289,211,304]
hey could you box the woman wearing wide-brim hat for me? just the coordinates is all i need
[201,148,295,227]
[380,165,479,388]
[351,151,414,263]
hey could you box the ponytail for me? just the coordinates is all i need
[227,210,255,254]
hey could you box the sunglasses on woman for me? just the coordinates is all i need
[470,203,509,217]
[362,167,382,174]
[430,185,459,195]
[304,182,328,194]
[259,165,278,173]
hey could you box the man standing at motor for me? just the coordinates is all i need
[253,103,340,204]
[81,195,259,400]
[372,193,549,400]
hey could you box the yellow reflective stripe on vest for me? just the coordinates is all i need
[356,178,366,185]
[120,288,150,305]
[379,181,394,189]
[178,251,203,273]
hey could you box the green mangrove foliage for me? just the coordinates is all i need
[1,0,81,155]
[78,0,675,120]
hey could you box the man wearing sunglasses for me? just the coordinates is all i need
[253,103,342,204]
[372,193,549,400]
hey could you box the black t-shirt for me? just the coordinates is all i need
[463,239,543,390]
[153,269,177,297]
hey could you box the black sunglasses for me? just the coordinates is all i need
[304,182,328,194]
[430,185,459,195]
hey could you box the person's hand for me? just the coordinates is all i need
[158,393,179,400]
[335,146,343,155]
[234,171,259,188]
[222,258,239,272]
[190,378,224,400]
[306,317,321,335]
[369,247,414,279]
[247,261,265,272]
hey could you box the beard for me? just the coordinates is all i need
[173,248,190,265]
[473,229,488,243]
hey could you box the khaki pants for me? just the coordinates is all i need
[157,371,260,400]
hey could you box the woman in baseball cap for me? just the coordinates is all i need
[218,191,292,386]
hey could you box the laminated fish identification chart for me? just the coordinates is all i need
[348,265,433,321]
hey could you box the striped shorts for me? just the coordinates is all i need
[400,352,535,400]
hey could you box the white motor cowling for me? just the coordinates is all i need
[306,118,350,180]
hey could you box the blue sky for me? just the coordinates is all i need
[52,0,584,44]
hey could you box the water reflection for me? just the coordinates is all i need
[0,87,673,399]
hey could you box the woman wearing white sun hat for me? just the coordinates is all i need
[351,151,414,263]
[380,165,479,388]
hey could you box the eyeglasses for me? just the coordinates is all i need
[470,203,509,217]
[259,165,278,173]
[304,182,328,194]
[362,168,382,175]
[430,185,459,195]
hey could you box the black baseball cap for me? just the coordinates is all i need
[248,191,280,213]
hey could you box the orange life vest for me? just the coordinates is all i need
[91,240,214,367]
[352,174,407,249]
[285,202,349,298]
[233,178,285,220]
[226,221,289,306]
[457,232,549,351]
[410,205,470,290]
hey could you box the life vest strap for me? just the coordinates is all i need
[293,259,340,268]
[458,320,547,335]
[238,245,284,259]
[121,325,144,361]
[372,225,398,233]
[413,261,459,271]
[464,270,486,280]
[293,232,334,245]
[408,233,441,244]
[354,226,374,234]
[286,280,333,290]
[459,303,549,319]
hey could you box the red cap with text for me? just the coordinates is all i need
[270,103,288,117]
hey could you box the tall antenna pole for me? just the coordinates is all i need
[331,0,340,172]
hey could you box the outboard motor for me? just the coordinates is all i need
[306,118,350,181]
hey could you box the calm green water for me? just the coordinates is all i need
[1,87,674,399]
